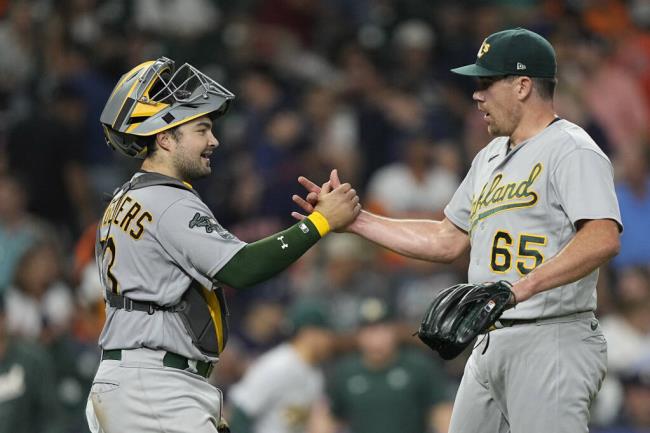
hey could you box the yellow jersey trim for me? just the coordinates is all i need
[199,285,225,354]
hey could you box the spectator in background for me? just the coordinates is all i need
[302,86,361,189]
[612,145,650,269]
[366,136,459,219]
[229,65,308,221]
[5,83,94,240]
[228,300,335,433]
[56,45,124,198]
[257,109,311,217]
[0,0,37,120]
[593,361,650,433]
[594,267,650,427]
[390,20,437,95]
[298,234,389,333]
[365,136,460,274]
[4,242,74,343]
[390,20,461,141]
[336,44,397,186]
[575,37,649,152]
[231,299,288,361]
[574,0,633,38]
[238,65,289,151]
[553,29,613,156]
[0,294,66,433]
[0,174,52,293]
[321,297,453,433]
[613,29,650,122]
[254,0,321,48]
[601,267,650,373]
[133,0,220,43]
[617,363,650,433]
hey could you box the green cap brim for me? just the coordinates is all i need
[450,63,505,77]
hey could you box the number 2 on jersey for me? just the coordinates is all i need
[490,231,547,275]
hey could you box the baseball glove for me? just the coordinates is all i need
[416,281,515,360]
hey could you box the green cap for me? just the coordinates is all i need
[286,300,331,333]
[451,28,556,78]
[358,297,394,326]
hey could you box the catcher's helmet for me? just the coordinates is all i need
[100,57,234,158]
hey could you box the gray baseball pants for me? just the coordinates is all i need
[449,312,607,433]
[85,348,222,433]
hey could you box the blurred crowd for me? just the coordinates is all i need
[0,0,650,432]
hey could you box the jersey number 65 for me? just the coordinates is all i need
[490,230,547,275]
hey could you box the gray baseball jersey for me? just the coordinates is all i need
[97,171,246,362]
[444,118,621,319]
[229,343,325,433]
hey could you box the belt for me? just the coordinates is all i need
[493,318,537,328]
[490,311,595,330]
[102,349,214,379]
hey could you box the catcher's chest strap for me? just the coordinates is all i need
[105,290,183,315]
[127,171,200,197]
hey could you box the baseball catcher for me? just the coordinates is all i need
[85,57,360,433]
[416,281,516,360]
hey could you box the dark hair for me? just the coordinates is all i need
[13,241,61,290]
[143,126,183,159]
[532,77,557,100]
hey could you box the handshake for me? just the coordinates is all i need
[292,169,362,233]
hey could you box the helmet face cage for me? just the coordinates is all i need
[146,60,234,106]
[101,57,235,159]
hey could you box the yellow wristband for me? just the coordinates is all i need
[307,211,331,237]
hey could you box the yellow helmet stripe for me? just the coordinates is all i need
[125,122,142,133]
[109,60,156,101]
[131,101,170,118]
[111,60,157,127]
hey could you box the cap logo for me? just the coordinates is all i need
[361,298,386,322]
[516,62,527,70]
[477,40,490,58]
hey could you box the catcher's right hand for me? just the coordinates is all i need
[416,281,515,360]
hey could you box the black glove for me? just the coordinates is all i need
[416,281,515,360]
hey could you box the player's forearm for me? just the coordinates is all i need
[347,210,469,263]
[512,219,620,302]
[215,214,327,289]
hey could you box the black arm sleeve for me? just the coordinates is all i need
[215,218,321,289]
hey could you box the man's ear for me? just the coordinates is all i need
[156,131,173,152]
[515,76,533,101]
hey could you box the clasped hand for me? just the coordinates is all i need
[292,169,362,232]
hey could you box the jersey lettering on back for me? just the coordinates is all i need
[101,193,153,240]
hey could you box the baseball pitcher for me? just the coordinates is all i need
[293,28,622,433]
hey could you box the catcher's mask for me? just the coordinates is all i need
[100,57,235,158]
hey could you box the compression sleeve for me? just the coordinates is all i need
[215,213,330,289]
